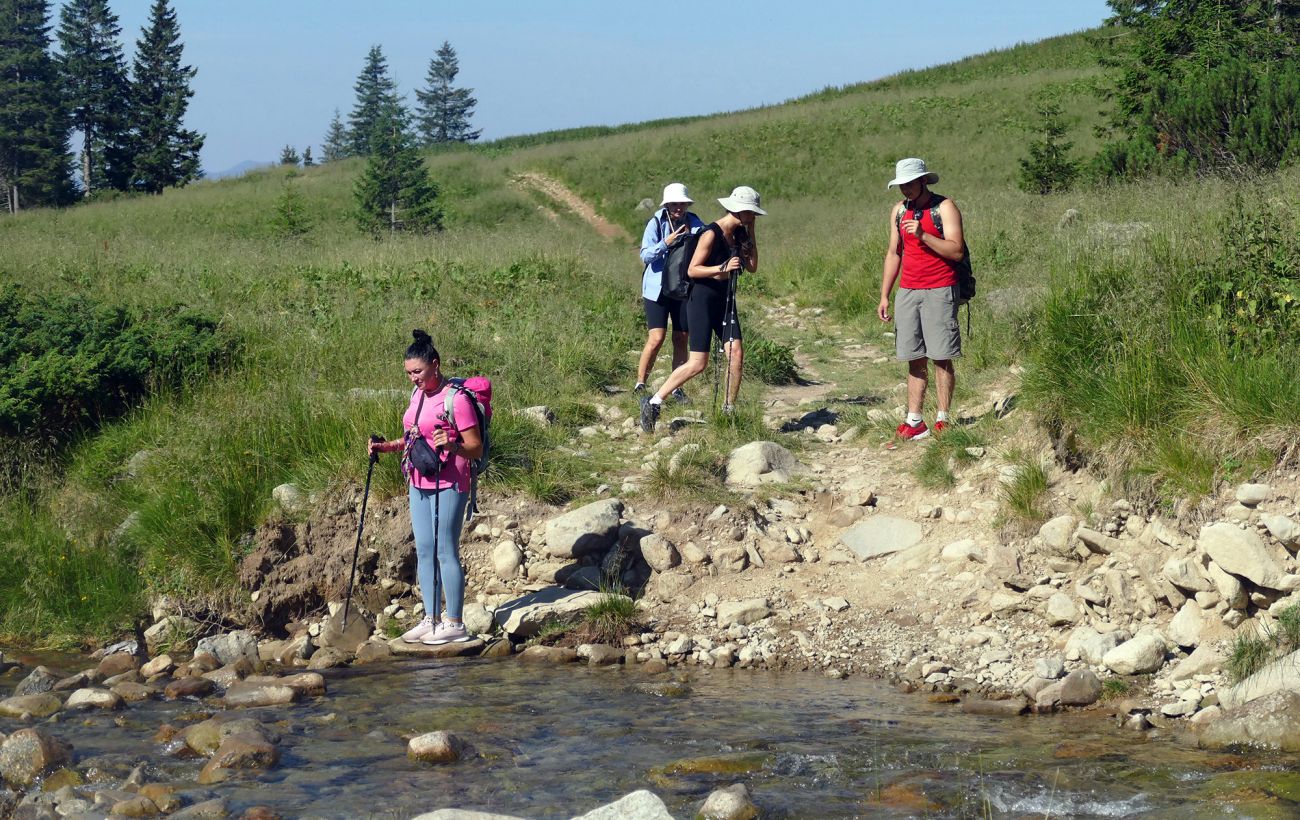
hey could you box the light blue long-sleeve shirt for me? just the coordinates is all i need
[639,208,705,301]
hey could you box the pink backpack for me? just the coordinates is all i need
[443,376,491,520]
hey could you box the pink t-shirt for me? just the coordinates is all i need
[402,384,479,492]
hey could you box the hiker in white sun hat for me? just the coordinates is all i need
[640,185,764,433]
[637,182,705,398]
[878,158,966,443]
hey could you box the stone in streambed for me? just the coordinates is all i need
[0,693,62,718]
[113,679,159,703]
[139,654,175,677]
[194,630,259,666]
[0,728,72,787]
[245,672,325,697]
[388,638,485,658]
[412,811,528,820]
[1059,669,1102,707]
[571,790,675,819]
[97,652,139,678]
[516,646,578,664]
[197,733,280,784]
[317,607,374,654]
[64,688,123,711]
[169,798,231,819]
[699,783,759,820]
[164,677,215,700]
[110,795,160,816]
[222,681,300,708]
[1199,690,1300,751]
[408,730,466,764]
[961,697,1027,717]
[12,666,58,696]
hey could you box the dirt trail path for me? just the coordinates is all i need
[513,172,632,242]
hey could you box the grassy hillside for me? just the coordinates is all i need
[2,27,1297,645]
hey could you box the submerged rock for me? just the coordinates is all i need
[0,728,72,787]
[408,731,466,764]
[1200,690,1300,751]
[0,693,62,719]
[699,783,759,820]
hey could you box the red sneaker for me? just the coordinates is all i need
[933,420,947,435]
[895,420,930,441]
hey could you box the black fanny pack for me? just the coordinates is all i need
[405,390,443,479]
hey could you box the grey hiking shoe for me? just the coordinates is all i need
[721,403,736,416]
[671,387,690,404]
[639,396,660,433]
[633,382,646,394]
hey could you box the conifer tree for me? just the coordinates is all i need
[0,0,76,212]
[301,146,314,167]
[279,144,300,166]
[348,45,399,156]
[129,0,204,193]
[353,101,442,236]
[56,0,132,194]
[415,40,481,144]
[321,108,349,162]
[1018,98,1079,195]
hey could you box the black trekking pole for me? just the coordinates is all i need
[430,453,443,627]
[721,252,740,412]
[343,434,383,629]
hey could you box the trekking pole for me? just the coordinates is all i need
[343,434,383,629]
[721,253,740,411]
[430,453,443,627]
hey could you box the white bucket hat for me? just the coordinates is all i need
[887,157,939,189]
[718,185,767,215]
[660,182,693,206]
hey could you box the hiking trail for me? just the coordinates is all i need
[513,172,632,242]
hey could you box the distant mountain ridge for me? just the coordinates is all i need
[208,159,273,180]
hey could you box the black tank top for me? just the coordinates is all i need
[700,223,733,269]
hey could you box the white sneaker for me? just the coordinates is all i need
[400,615,436,643]
[422,620,472,645]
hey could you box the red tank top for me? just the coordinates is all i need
[898,201,957,290]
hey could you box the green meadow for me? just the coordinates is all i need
[2,27,1298,644]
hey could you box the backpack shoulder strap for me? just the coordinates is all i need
[928,194,947,238]
[442,377,467,426]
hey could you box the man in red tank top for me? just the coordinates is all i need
[877,158,966,441]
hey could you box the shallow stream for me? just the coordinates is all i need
[13,655,1300,818]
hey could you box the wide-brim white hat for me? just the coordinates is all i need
[887,157,939,189]
[660,182,693,206]
[718,185,767,215]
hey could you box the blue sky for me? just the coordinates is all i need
[93,1,1114,175]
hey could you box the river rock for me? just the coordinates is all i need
[1038,515,1076,555]
[725,441,803,487]
[1172,642,1228,681]
[111,682,157,702]
[248,672,326,697]
[0,694,62,719]
[64,688,123,711]
[1261,514,1300,548]
[1065,627,1127,666]
[1103,634,1167,675]
[413,811,528,820]
[203,658,252,689]
[1235,483,1271,507]
[1044,593,1078,626]
[307,646,351,669]
[839,516,923,561]
[194,630,259,666]
[493,541,524,580]
[408,731,465,764]
[639,534,679,572]
[197,733,280,784]
[716,599,770,628]
[355,640,394,664]
[223,681,300,708]
[142,615,201,654]
[544,499,624,558]
[699,783,759,820]
[1199,690,1300,751]
[164,676,216,700]
[1162,557,1211,592]
[1167,601,1205,648]
[516,645,578,664]
[0,728,72,787]
[184,719,224,756]
[140,654,175,677]
[1059,669,1102,706]
[494,588,624,638]
[463,603,495,637]
[97,652,138,678]
[317,608,373,654]
[12,666,58,697]
[170,798,231,818]
[389,638,486,658]
[586,644,623,666]
[1034,657,1066,680]
[962,697,1028,716]
[1219,647,1300,709]
[51,672,88,692]
[572,790,675,820]
[1199,522,1295,591]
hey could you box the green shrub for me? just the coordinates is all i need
[998,450,1051,527]
[1227,631,1274,684]
[1018,96,1079,195]
[745,335,799,385]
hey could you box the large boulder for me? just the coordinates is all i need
[1038,515,1077,555]
[194,630,259,666]
[572,790,675,820]
[1260,514,1300,549]
[638,534,679,572]
[1167,601,1205,648]
[544,499,624,558]
[1162,557,1210,593]
[716,599,770,628]
[1065,627,1128,666]
[1220,647,1300,710]
[1059,669,1102,706]
[12,666,58,697]
[0,729,72,787]
[725,442,803,487]
[493,589,625,639]
[1103,634,1167,675]
[1199,522,1295,591]
[317,607,373,654]
[1200,690,1300,751]
[839,516,924,562]
[0,694,62,719]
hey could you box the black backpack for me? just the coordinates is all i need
[895,194,976,305]
[659,214,700,301]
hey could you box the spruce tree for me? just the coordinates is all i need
[0,0,76,212]
[1018,98,1079,195]
[415,40,481,144]
[129,0,204,193]
[301,146,314,167]
[353,100,442,236]
[347,45,399,156]
[279,144,300,166]
[321,108,349,162]
[56,0,132,194]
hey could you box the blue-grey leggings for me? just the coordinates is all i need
[408,484,468,620]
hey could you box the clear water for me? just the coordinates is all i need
[16,656,1300,818]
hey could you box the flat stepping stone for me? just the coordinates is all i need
[388,638,485,658]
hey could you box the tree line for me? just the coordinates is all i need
[1020,0,1300,194]
[0,0,203,212]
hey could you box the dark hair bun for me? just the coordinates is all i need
[405,329,440,364]
[412,329,431,344]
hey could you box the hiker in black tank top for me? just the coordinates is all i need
[639,186,765,433]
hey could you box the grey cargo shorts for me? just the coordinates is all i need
[895,285,962,361]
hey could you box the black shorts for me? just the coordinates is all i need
[644,295,688,333]
[686,281,741,353]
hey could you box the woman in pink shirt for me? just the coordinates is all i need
[368,330,483,645]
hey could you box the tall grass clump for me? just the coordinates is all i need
[914,425,987,489]
[998,449,1051,527]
